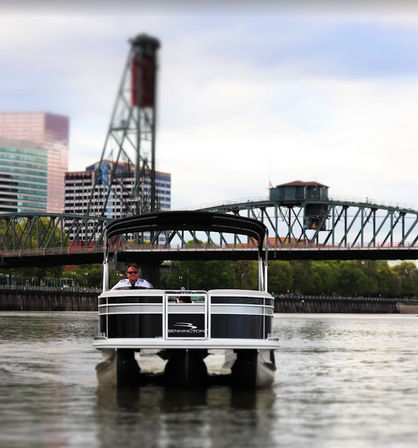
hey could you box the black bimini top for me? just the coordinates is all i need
[106,211,267,252]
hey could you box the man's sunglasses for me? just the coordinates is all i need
[127,271,138,274]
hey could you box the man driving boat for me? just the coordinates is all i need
[112,263,152,289]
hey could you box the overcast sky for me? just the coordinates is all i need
[1,1,417,209]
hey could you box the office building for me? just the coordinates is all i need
[64,160,171,239]
[0,138,48,213]
[0,112,69,213]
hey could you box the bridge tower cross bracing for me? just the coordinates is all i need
[87,33,160,218]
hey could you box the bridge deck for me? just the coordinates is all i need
[1,243,416,268]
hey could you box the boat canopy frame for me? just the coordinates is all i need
[103,210,269,292]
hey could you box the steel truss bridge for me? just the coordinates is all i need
[0,197,416,268]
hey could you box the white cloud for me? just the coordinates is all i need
[0,10,416,211]
[158,49,417,208]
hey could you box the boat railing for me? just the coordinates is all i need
[97,289,274,342]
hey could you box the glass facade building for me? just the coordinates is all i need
[0,112,69,213]
[0,138,48,213]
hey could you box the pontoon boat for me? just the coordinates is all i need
[94,211,279,388]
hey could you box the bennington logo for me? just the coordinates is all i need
[174,322,197,329]
[168,322,205,334]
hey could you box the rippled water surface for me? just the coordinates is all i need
[0,312,416,448]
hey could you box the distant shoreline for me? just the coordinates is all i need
[0,286,416,313]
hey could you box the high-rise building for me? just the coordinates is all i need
[0,112,69,213]
[64,160,171,239]
[0,138,48,213]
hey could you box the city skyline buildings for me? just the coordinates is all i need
[0,111,172,219]
[0,112,69,213]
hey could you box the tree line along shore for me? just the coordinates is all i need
[2,260,416,299]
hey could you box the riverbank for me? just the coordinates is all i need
[0,286,416,313]
[0,285,99,311]
[274,294,418,314]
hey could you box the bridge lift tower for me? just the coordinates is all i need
[87,34,160,217]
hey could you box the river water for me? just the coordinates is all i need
[0,312,416,448]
